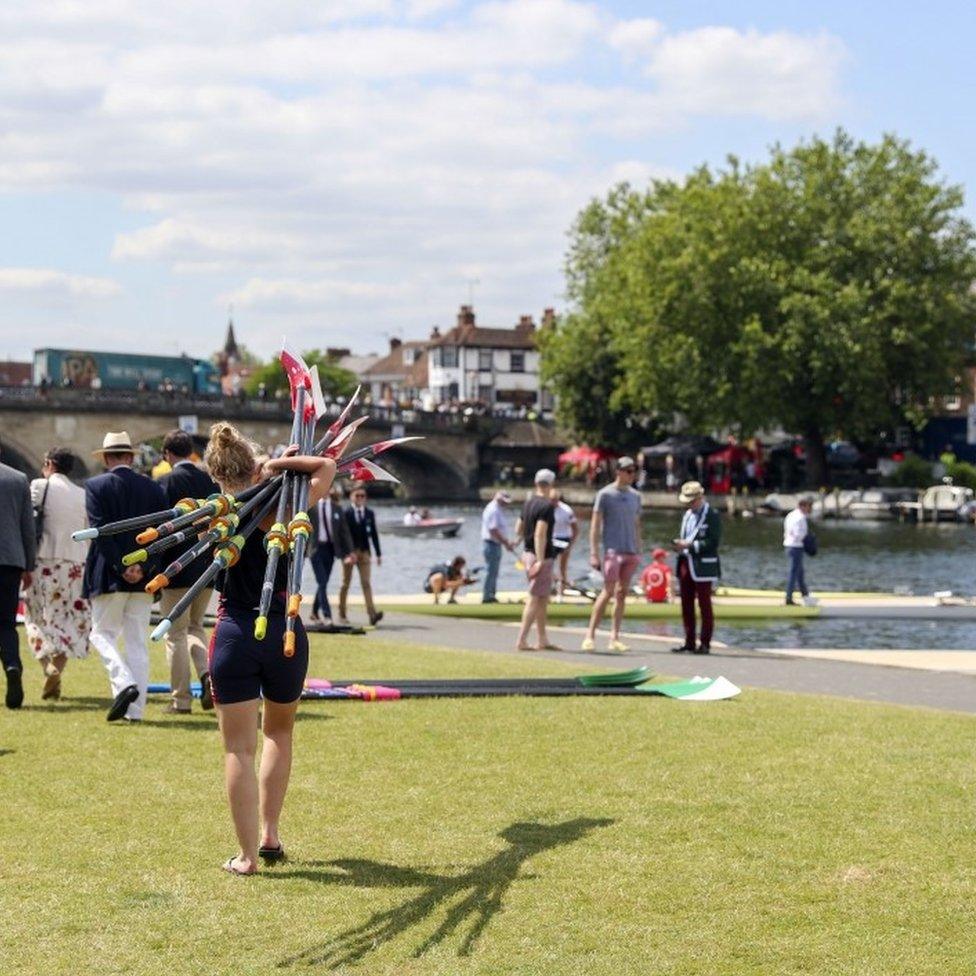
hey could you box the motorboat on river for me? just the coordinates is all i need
[385,517,465,538]
[895,483,975,522]
[847,488,918,521]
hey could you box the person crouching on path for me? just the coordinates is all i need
[514,469,559,651]
[424,556,472,604]
[581,456,642,653]
[204,422,336,876]
[84,431,167,723]
[671,481,722,655]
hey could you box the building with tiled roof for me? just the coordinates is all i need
[363,338,429,406]
[426,305,555,408]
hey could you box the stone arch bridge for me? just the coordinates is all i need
[0,387,562,499]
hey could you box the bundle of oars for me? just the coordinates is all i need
[72,346,419,655]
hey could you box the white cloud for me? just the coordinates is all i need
[607,17,662,61]
[646,27,845,119]
[223,277,411,313]
[0,3,848,357]
[0,268,122,299]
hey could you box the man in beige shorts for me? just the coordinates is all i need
[514,469,559,651]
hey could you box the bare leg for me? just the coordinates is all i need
[610,585,627,641]
[217,698,261,873]
[534,596,552,646]
[259,698,300,851]
[516,596,540,648]
[585,587,613,642]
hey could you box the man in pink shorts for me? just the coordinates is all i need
[582,457,643,652]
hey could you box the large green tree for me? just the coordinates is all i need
[244,349,358,398]
[542,131,976,484]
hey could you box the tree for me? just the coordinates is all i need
[244,349,358,399]
[544,131,976,484]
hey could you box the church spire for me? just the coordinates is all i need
[223,306,240,362]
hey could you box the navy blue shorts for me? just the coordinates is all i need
[209,604,309,705]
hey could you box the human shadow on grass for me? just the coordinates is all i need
[18,695,106,713]
[275,817,614,969]
[0,748,14,758]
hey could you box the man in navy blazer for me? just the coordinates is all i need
[337,483,384,627]
[83,431,167,722]
[308,484,355,626]
[157,429,219,713]
[0,444,36,709]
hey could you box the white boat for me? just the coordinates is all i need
[895,484,975,522]
[848,488,917,521]
[385,517,464,538]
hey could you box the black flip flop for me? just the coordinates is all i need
[258,844,286,863]
[222,856,256,876]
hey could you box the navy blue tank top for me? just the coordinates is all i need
[215,531,289,611]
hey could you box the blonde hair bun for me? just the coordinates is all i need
[205,423,257,492]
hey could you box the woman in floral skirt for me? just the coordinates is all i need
[24,448,91,700]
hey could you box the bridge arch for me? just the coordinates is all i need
[368,445,470,500]
[0,432,43,480]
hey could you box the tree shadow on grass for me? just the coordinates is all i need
[275,817,614,969]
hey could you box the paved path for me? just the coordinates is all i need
[373,612,976,715]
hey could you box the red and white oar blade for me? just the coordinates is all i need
[339,435,424,467]
[280,341,312,412]
[343,458,399,483]
[309,364,327,420]
[324,384,361,440]
[367,435,423,456]
[324,415,368,459]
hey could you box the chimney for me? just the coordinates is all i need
[515,314,535,333]
[430,325,441,340]
[389,337,402,351]
[457,305,476,327]
[541,307,556,329]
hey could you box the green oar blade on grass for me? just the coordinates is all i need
[635,676,741,700]
[578,666,652,687]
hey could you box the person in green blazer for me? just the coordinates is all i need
[670,481,721,654]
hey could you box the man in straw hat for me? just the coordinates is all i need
[83,431,167,722]
[671,480,722,654]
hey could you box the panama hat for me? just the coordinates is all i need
[678,480,704,504]
[92,431,135,457]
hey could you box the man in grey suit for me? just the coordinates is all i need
[0,444,37,709]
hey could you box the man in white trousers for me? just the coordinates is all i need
[82,432,168,722]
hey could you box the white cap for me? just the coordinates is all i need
[534,468,556,485]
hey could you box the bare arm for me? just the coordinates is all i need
[264,454,337,509]
[529,518,548,578]
[589,510,602,567]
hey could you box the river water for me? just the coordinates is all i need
[310,502,976,650]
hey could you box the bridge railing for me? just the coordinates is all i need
[0,385,548,435]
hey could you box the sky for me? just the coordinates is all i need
[0,0,973,364]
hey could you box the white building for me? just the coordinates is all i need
[426,305,555,409]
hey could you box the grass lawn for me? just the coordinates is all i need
[380,601,818,621]
[1,630,974,975]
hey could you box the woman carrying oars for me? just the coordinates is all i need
[204,423,335,876]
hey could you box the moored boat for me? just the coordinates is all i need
[385,517,464,538]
